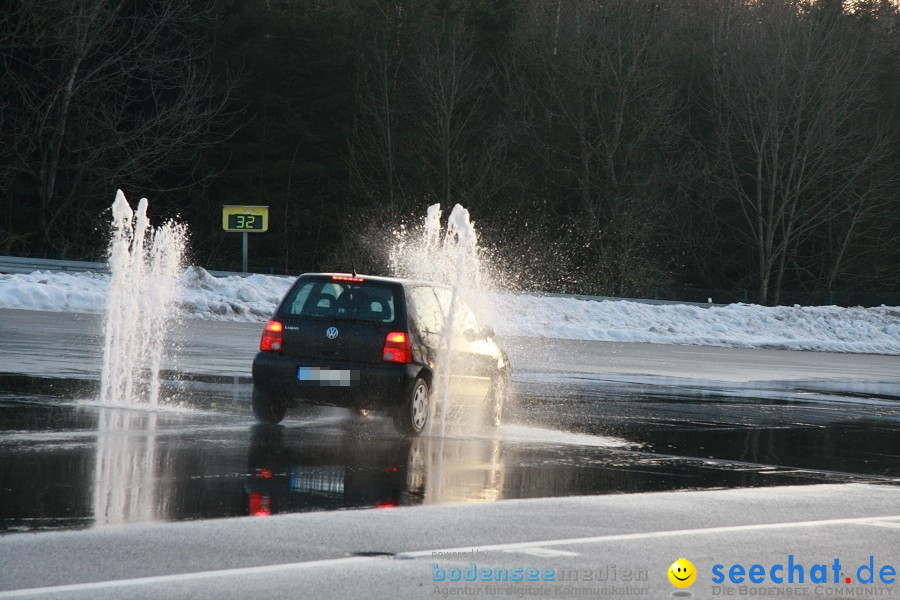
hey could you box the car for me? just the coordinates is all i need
[251,273,511,435]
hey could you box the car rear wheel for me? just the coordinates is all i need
[394,377,429,436]
[484,375,507,429]
[252,386,287,424]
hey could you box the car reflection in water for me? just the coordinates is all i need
[245,421,505,516]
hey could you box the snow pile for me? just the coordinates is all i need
[0,270,108,313]
[0,268,898,354]
[177,267,292,321]
[484,293,900,355]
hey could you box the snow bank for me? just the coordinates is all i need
[0,271,108,313]
[0,268,897,355]
[177,267,292,321]
[485,293,900,355]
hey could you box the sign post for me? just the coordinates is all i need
[222,205,269,273]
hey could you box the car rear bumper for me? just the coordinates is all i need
[252,351,423,410]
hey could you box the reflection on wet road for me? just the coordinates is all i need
[2,375,898,533]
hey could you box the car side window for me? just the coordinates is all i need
[458,301,480,334]
[432,287,452,318]
[408,287,445,334]
[431,288,480,335]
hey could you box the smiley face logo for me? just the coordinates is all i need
[668,558,696,588]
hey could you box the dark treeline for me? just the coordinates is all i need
[1,0,898,304]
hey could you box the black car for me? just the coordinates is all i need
[251,273,510,435]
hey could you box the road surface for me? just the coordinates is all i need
[0,308,898,598]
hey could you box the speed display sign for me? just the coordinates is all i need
[222,205,269,232]
[222,205,269,273]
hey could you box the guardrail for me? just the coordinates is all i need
[0,255,110,275]
[0,254,717,307]
[0,255,250,280]
[507,289,719,307]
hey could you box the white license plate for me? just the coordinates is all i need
[297,367,358,387]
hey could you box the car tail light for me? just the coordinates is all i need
[332,275,364,282]
[249,491,271,516]
[260,320,283,352]
[383,331,411,364]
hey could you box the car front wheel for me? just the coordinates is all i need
[252,386,287,424]
[394,377,429,436]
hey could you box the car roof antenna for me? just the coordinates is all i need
[351,258,357,278]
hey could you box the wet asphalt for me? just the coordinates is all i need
[0,309,898,533]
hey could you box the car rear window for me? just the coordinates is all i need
[280,279,396,324]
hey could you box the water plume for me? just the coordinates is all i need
[389,203,482,436]
[100,190,186,408]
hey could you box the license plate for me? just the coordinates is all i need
[291,466,345,494]
[297,367,358,387]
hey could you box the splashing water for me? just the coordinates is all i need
[100,190,186,408]
[390,203,482,436]
[391,203,482,290]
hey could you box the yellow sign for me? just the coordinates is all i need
[222,205,269,233]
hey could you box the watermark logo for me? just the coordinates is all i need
[711,556,896,586]
[669,558,697,588]
[430,562,650,597]
[709,555,898,596]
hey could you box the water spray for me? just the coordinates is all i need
[100,190,186,408]
[390,203,481,436]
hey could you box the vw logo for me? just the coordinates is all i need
[326,326,339,340]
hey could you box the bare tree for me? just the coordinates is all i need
[707,0,892,303]
[412,16,492,209]
[511,0,685,294]
[350,6,516,215]
[347,0,412,214]
[1,0,231,254]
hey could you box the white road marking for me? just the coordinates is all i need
[2,514,900,597]
[0,556,376,598]
[504,547,581,557]
[861,518,900,529]
[395,514,900,558]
